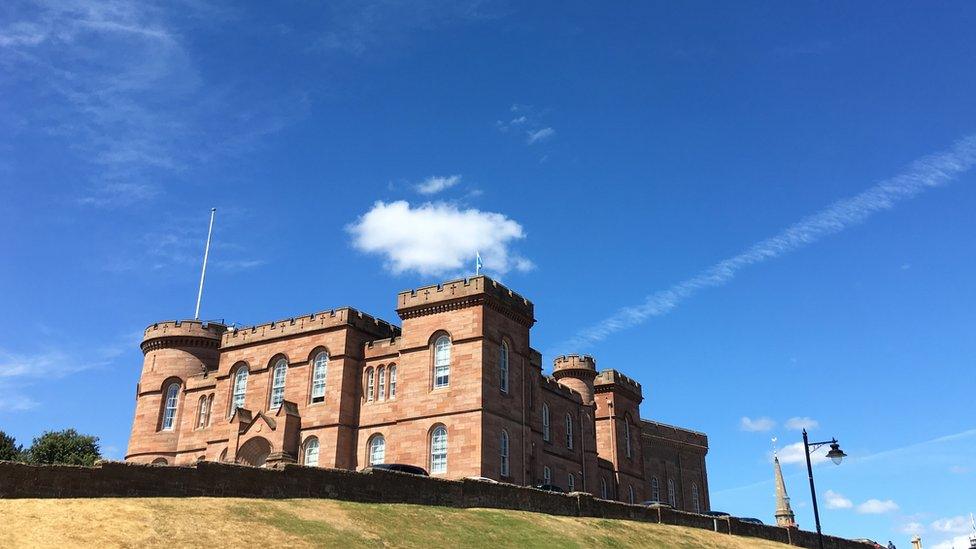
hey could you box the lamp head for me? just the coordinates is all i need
[826,440,847,465]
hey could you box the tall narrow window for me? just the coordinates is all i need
[692,483,700,513]
[667,479,676,506]
[389,365,397,398]
[365,367,374,402]
[628,485,635,504]
[204,394,213,426]
[624,417,632,458]
[500,430,510,477]
[377,366,386,400]
[162,382,180,430]
[368,435,385,465]
[304,437,320,467]
[542,403,550,441]
[543,466,551,485]
[430,426,448,473]
[568,473,575,492]
[651,477,660,501]
[269,358,287,410]
[499,342,509,393]
[231,367,248,413]
[601,478,608,499]
[565,413,574,449]
[197,396,208,428]
[433,335,451,388]
[311,351,328,403]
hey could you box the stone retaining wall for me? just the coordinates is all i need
[0,460,869,549]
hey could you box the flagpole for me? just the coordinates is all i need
[194,208,216,320]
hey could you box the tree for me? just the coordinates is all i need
[26,429,101,466]
[0,431,24,461]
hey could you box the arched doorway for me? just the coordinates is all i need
[237,437,272,467]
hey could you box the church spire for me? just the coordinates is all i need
[774,451,798,528]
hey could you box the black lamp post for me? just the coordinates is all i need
[802,429,847,549]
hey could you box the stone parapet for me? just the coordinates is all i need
[221,307,399,349]
[396,276,535,326]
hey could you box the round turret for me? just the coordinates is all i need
[126,320,226,463]
[552,354,598,404]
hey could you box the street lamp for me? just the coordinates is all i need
[802,429,847,549]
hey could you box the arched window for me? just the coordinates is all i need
[651,477,660,501]
[197,395,208,428]
[231,366,248,413]
[368,435,385,465]
[269,358,287,410]
[565,413,574,449]
[311,351,328,403]
[692,483,701,513]
[377,366,386,400]
[568,473,575,492]
[624,416,632,458]
[667,479,676,506]
[500,430,510,477]
[628,485,635,504]
[161,382,180,430]
[152,458,168,465]
[304,437,320,467]
[543,466,551,485]
[499,342,509,393]
[206,394,214,426]
[430,426,448,474]
[600,477,608,499]
[365,367,374,402]
[542,403,550,441]
[389,365,397,398]
[433,335,451,388]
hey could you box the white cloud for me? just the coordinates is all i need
[898,521,925,534]
[415,175,462,195]
[526,127,555,144]
[560,134,976,350]
[931,534,975,549]
[823,490,853,509]
[776,441,828,466]
[740,416,776,432]
[856,499,899,514]
[785,417,820,430]
[347,200,532,276]
[931,516,971,534]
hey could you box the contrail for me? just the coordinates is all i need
[562,135,976,350]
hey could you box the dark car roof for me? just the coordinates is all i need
[532,484,565,492]
[363,463,429,476]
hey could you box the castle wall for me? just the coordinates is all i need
[642,420,710,512]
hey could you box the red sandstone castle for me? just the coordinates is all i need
[126,276,710,511]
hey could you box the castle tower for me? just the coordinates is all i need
[552,355,597,405]
[126,320,226,464]
[593,369,645,501]
[773,453,798,528]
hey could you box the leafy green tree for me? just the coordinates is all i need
[26,429,101,466]
[0,431,24,461]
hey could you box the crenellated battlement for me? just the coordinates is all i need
[141,320,226,354]
[540,374,583,403]
[396,276,534,326]
[222,307,399,349]
[594,369,643,400]
[553,354,597,373]
[641,419,708,449]
[364,336,402,359]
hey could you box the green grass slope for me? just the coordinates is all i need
[0,498,789,548]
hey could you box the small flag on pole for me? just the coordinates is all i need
[475,252,483,275]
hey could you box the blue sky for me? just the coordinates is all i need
[2,1,975,545]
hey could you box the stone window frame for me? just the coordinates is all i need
[692,483,700,513]
[543,465,551,485]
[568,473,575,492]
[267,354,289,411]
[500,429,510,478]
[367,433,385,465]
[600,477,608,499]
[302,436,320,467]
[377,365,387,401]
[499,339,510,394]
[388,364,397,399]
[430,331,452,390]
[229,362,250,417]
[308,347,330,405]
[542,403,551,442]
[667,478,676,506]
[428,424,448,475]
[628,485,635,504]
[623,413,633,459]
[565,413,574,450]
[651,477,660,502]
[365,367,375,402]
[159,378,182,431]
[196,395,209,429]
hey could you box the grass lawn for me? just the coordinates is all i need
[0,498,788,548]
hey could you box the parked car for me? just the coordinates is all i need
[532,483,565,493]
[738,517,764,525]
[704,510,731,518]
[361,463,429,476]
[639,500,673,509]
[465,476,499,483]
